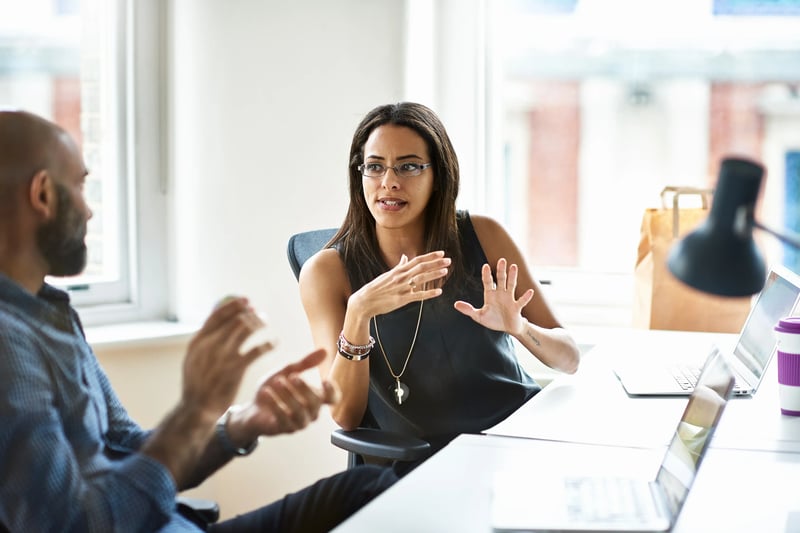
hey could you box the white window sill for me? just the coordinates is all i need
[85,321,199,350]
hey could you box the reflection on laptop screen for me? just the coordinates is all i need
[655,349,734,519]
[735,269,800,379]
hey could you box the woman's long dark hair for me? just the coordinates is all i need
[330,102,465,291]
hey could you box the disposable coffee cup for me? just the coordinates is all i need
[775,317,800,416]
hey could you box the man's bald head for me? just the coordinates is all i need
[0,110,91,283]
[0,111,69,213]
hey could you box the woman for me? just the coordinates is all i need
[299,102,580,470]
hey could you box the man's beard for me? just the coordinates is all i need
[35,183,88,277]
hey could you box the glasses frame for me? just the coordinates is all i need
[358,162,432,178]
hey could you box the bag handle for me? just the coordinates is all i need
[659,186,714,238]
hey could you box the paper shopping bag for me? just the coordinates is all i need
[633,186,753,333]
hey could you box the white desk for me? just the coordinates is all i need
[334,434,800,533]
[334,329,800,532]
[491,329,800,452]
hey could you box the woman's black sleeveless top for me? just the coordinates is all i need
[342,211,541,445]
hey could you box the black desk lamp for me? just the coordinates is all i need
[667,156,800,297]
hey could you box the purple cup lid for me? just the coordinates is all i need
[775,317,800,334]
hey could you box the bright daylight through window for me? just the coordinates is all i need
[0,0,130,310]
[486,0,800,325]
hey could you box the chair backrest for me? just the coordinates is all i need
[286,228,337,280]
[286,227,433,468]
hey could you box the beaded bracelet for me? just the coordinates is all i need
[337,331,375,361]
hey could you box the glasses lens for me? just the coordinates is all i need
[361,163,385,177]
[396,163,422,177]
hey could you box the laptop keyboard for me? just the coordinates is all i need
[669,364,702,390]
[670,363,745,393]
[564,477,659,523]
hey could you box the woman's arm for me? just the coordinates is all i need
[298,248,450,428]
[461,214,580,374]
[299,249,367,429]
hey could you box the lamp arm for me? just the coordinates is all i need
[753,220,800,250]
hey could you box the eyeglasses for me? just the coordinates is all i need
[358,162,432,178]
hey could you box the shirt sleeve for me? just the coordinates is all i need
[0,320,184,533]
[93,352,153,451]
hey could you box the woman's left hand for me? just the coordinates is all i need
[453,258,533,335]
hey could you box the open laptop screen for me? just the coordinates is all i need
[654,348,735,520]
[735,268,800,380]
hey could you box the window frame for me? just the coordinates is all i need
[67,0,170,326]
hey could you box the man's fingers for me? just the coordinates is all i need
[257,377,329,433]
[204,296,249,329]
[259,389,292,434]
[241,339,276,365]
[270,376,316,427]
[200,297,266,355]
[279,348,326,376]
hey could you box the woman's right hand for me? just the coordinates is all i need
[348,251,451,319]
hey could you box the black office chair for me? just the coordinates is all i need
[177,496,220,528]
[287,228,431,468]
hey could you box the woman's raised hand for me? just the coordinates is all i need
[350,251,450,318]
[453,258,533,335]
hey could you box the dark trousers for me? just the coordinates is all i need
[207,465,397,533]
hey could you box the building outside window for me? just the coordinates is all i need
[483,0,800,325]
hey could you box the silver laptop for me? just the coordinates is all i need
[491,347,735,532]
[614,265,800,397]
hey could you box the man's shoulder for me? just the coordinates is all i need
[0,301,40,341]
[0,296,86,376]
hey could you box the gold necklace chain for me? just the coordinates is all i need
[373,299,424,381]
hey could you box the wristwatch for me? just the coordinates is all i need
[215,407,259,456]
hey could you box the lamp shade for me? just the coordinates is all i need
[667,157,767,296]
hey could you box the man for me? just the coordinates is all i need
[0,110,396,532]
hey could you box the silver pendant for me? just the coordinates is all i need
[391,380,410,405]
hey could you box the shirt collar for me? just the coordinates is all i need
[0,272,74,330]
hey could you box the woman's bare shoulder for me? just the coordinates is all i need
[467,213,513,247]
[467,212,523,265]
[298,247,350,293]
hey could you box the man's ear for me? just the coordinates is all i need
[28,169,56,220]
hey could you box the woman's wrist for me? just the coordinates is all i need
[515,319,542,348]
[512,318,529,340]
[337,330,374,360]
[346,292,378,327]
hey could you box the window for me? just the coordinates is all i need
[479,0,800,325]
[0,0,168,325]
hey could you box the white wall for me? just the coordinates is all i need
[168,0,405,322]
[161,0,406,519]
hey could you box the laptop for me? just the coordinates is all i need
[491,347,735,532]
[614,265,800,397]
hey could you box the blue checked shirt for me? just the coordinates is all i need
[0,274,201,532]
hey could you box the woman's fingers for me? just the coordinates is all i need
[392,251,450,292]
[496,258,508,291]
[482,263,495,291]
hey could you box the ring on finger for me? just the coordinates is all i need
[409,277,417,289]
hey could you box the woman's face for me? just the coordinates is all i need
[360,124,434,231]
